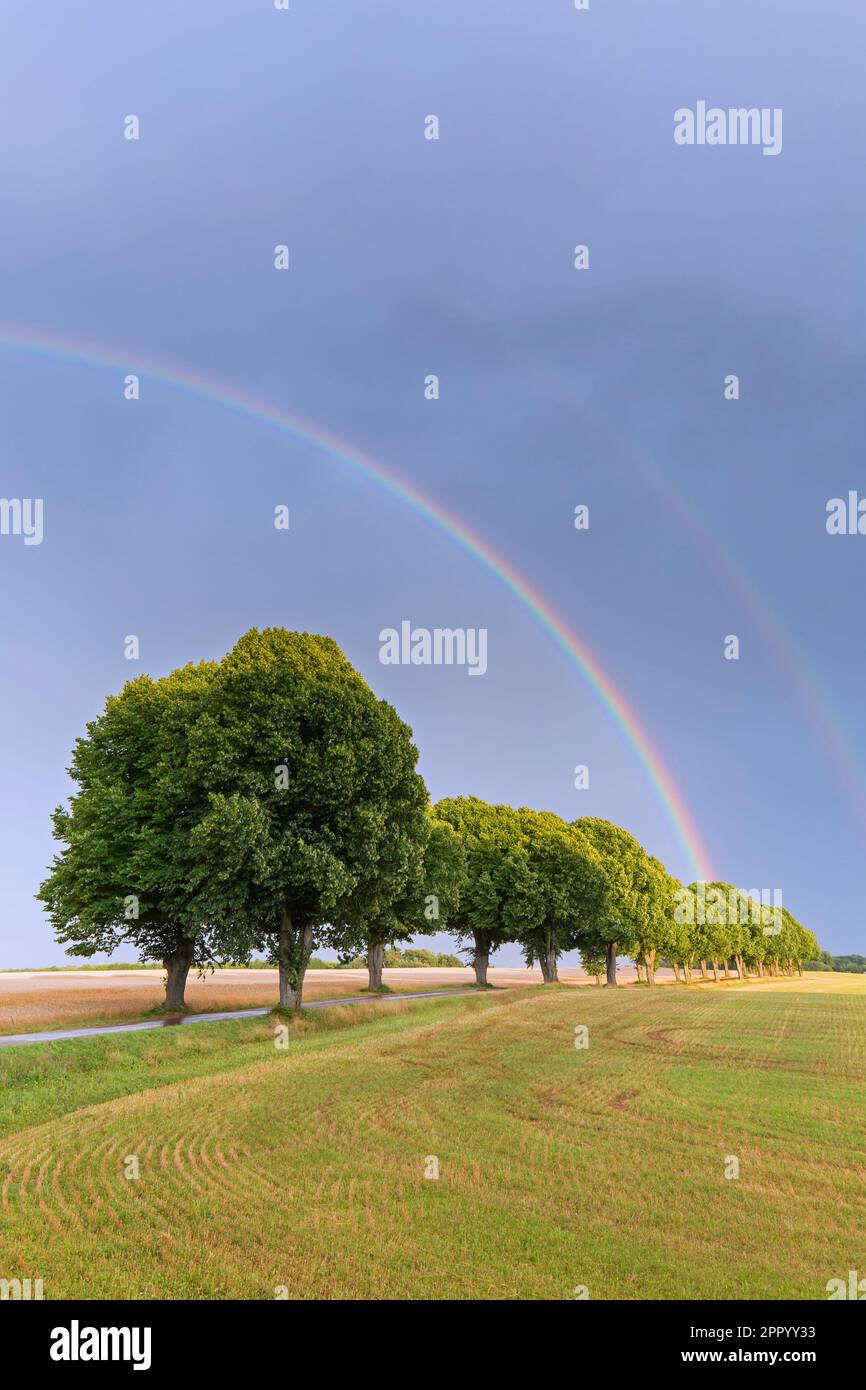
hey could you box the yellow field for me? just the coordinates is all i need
[0,965,526,1035]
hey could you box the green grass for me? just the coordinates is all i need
[0,997,464,1135]
[1,979,864,1299]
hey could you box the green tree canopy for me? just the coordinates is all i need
[634,855,683,985]
[573,818,651,985]
[187,628,428,1009]
[517,809,608,983]
[433,796,536,985]
[334,807,466,990]
[37,660,238,1010]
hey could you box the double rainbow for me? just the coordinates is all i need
[0,325,715,881]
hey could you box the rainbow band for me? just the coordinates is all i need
[0,325,715,881]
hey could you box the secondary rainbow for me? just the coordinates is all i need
[0,324,715,881]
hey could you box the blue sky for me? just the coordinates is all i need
[1,0,864,967]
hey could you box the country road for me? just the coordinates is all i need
[0,986,489,1047]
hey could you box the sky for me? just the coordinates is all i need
[0,0,864,968]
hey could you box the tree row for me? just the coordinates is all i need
[39,628,819,1011]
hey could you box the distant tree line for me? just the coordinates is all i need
[334,947,464,970]
[803,951,865,974]
[38,628,821,1012]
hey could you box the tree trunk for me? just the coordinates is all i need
[645,949,656,986]
[700,959,709,980]
[367,940,385,990]
[539,942,559,983]
[605,941,618,986]
[672,961,680,982]
[722,959,730,979]
[734,955,744,980]
[797,960,803,977]
[711,958,719,982]
[277,904,313,1011]
[163,938,195,1012]
[473,930,491,986]
[594,973,601,986]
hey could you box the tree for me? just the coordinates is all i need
[753,900,780,976]
[580,946,607,986]
[793,916,821,975]
[704,884,743,982]
[517,810,608,983]
[433,796,535,985]
[772,907,819,978]
[37,661,243,1011]
[574,818,651,986]
[340,809,465,991]
[683,882,750,981]
[692,895,722,984]
[187,628,429,1011]
[635,856,683,986]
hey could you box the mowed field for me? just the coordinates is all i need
[0,972,863,1300]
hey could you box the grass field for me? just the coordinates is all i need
[0,973,863,1300]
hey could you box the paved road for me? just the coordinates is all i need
[0,987,486,1048]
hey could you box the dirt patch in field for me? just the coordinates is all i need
[609,1091,638,1111]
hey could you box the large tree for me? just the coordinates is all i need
[573,818,651,985]
[695,882,758,981]
[37,661,242,1011]
[433,796,535,985]
[784,910,820,976]
[517,810,608,983]
[335,809,465,991]
[634,855,683,986]
[188,628,428,1010]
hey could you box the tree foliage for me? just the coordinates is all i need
[188,628,429,1009]
[37,661,237,1009]
[38,633,825,1010]
[431,797,537,985]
